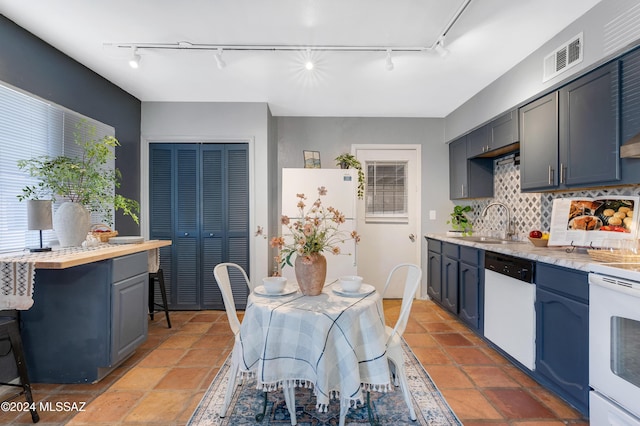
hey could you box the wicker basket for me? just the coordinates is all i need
[587,249,640,263]
[91,224,118,242]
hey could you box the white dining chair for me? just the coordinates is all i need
[214,262,256,293]
[213,263,297,424]
[382,263,421,421]
[338,263,421,425]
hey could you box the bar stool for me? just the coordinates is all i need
[0,311,39,423]
[148,269,171,328]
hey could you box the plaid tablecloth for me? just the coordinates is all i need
[239,282,391,410]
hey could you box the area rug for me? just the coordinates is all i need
[188,339,462,425]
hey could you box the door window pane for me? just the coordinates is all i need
[365,161,407,222]
[611,316,640,388]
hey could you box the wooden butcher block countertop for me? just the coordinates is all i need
[0,240,172,269]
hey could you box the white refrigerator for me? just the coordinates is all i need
[281,168,358,282]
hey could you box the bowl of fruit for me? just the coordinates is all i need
[528,230,550,247]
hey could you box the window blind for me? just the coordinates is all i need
[365,161,408,223]
[0,82,114,253]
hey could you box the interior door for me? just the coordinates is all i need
[354,146,420,298]
[149,143,249,310]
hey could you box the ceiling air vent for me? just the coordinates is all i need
[543,33,583,82]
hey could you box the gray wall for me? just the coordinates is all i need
[276,116,450,288]
[0,15,142,234]
[446,0,640,141]
[141,101,274,278]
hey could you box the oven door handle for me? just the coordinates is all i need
[588,273,640,298]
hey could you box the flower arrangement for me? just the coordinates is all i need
[270,186,360,269]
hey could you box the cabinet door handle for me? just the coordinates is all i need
[548,165,553,185]
[409,233,415,242]
[184,232,189,236]
[560,163,565,184]
[461,184,465,198]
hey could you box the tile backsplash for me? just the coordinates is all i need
[469,154,640,240]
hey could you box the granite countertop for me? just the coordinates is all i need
[425,233,596,272]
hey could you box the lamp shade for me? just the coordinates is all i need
[27,200,53,231]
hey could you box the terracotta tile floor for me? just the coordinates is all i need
[0,300,589,425]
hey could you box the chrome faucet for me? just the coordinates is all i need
[481,202,514,240]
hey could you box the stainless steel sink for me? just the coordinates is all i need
[452,235,520,244]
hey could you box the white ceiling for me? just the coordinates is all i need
[0,0,601,117]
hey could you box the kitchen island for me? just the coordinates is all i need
[14,240,171,383]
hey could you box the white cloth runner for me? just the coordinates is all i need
[0,244,128,311]
[148,248,160,273]
[239,285,391,410]
[0,261,35,310]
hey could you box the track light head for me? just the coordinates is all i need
[304,49,314,70]
[385,49,394,71]
[434,37,449,58]
[128,47,141,69]
[215,48,226,69]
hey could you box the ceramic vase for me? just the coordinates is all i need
[294,253,327,296]
[53,201,90,247]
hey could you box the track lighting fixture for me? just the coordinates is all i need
[304,49,314,70]
[128,47,141,69]
[214,48,226,69]
[385,49,394,71]
[434,37,450,58]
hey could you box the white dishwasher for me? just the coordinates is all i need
[484,251,536,370]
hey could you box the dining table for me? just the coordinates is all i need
[237,279,392,414]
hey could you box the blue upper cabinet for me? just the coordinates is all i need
[559,62,620,186]
[520,61,621,191]
[467,109,519,159]
[449,136,494,200]
[520,92,559,190]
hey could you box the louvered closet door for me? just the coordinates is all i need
[201,145,250,309]
[149,145,175,307]
[149,143,249,310]
[175,145,200,308]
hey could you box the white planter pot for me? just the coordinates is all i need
[53,202,90,247]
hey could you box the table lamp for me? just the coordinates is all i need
[27,199,52,252]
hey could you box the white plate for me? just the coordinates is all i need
[332,283,375,297]
[254,284,298,297]
[108,236,144,244]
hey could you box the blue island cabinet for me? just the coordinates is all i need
[20,251,149,383]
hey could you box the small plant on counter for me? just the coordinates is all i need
[334,153,364,199]
[448,205,473,236]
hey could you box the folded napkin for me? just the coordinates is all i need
[0,261,35,310]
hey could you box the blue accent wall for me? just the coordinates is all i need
[0,14,141,234]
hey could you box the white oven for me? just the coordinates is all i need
[589,263,640,424]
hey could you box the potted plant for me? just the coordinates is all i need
[270,186,360,295]
[447,205,473,236]
[334,153,365,199]
[17,120,139,247]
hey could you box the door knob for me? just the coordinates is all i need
[409,233,415,242]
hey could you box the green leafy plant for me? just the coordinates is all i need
[447,205,473,235]
[334,153,364,199]
[17,120,139,226]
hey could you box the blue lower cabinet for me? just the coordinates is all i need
[427,249,442,302]
[426,239,483,333]
[21,252,149,383]
[459,260,481,330]
[535,263,589,416]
